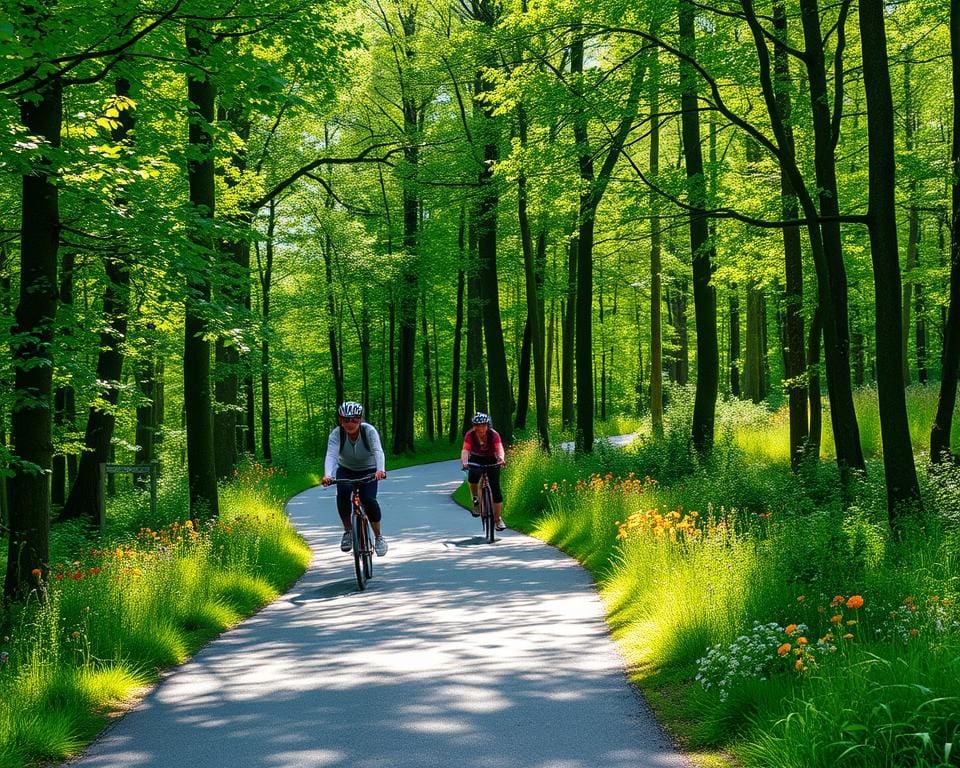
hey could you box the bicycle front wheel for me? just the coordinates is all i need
[481,484,495,543]
[362,518,374,580]
[352,525,367,590]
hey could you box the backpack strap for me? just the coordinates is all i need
[340,423,372,453]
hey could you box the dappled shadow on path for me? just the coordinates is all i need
[71,461,691,768]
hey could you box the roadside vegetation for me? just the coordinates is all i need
[0,460,315,768]
[504,384,960,768]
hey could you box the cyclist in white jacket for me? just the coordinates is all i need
[321,401,388,556]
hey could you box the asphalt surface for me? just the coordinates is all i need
[71,458,693,768]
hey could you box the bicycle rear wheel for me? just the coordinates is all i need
[352,524,367,590]
[481,483,495,543]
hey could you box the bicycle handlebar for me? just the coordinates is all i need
[463,461,505,470]
[325,474,379,487]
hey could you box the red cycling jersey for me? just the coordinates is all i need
[463,427,503,461]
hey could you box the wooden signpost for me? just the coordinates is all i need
[97,462,158,532]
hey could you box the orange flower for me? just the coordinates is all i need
[830,595,845,607]
[831,614,842,624]
[910,628,919,636]
[797,637,808,646]
[30,568,42,579]
[794,659,803,671]
[784,624,797,635]
[845,595,864,610]
[777,643,792,656]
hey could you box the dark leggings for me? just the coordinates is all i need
[336,466,382,524]
[467,461,503,503]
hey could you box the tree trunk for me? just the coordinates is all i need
[807,304,824,457]
[680,0,719,455]
[5,64,60,600]
[649,45,664,437]
[859,0,922,523]
[52,251,75,507]
[60,258,130,522]
[259,201,275,463]
[421,290,435,442]
[561,234,577,428]
[183,25,219,519]
[449,265,465,443]
[774,1,809,468]
[745,284,768,403]
[798,0,865,478]
[729,290,741,398]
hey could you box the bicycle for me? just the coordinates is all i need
[464,462,499,543]
[329,474,378,590]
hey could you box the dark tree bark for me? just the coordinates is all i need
[742,0,864,484]
[858,0,922,522]
[561,234,577,428]
[515,318,531,430]
[258,201,276,463]
[52,251,75,506]
[5,61,60,600]
[797,0,864,478]
[729,290,741,398]
[680,0,719,455]
[571,24,650,451]
[184,24,220,518]
[134,328,157,487]
[323,232,343,405]
[901,58,919,387]
[649,45,664,437]
[213,107,250,478]
[0,244,11,530]
[421,290,435,441]
[516,103,549,448]
[465,254,487,428]
[474,64,513,446]
[745,284,768,403]
[448,263,464,443]
[773,0,808,468]
[390,7,420,455]
[60,257,130,522]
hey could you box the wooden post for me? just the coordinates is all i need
[97,462,107,533]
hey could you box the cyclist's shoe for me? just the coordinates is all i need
[374,536,388,557]
[340,530,353,552]
[495,520,507,532]
[471,497,481,517]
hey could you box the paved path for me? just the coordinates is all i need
[72,459,692,768]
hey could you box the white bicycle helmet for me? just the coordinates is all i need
[472,412,491,425]
[338,401,363,418]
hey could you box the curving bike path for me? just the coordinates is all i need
[72,459,693,768]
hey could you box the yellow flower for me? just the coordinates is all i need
[843,633,854,640]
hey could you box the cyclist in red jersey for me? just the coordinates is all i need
[460,412,507,530]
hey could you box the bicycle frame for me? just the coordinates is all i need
[330,475,376,590]
[465,462,497,543]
